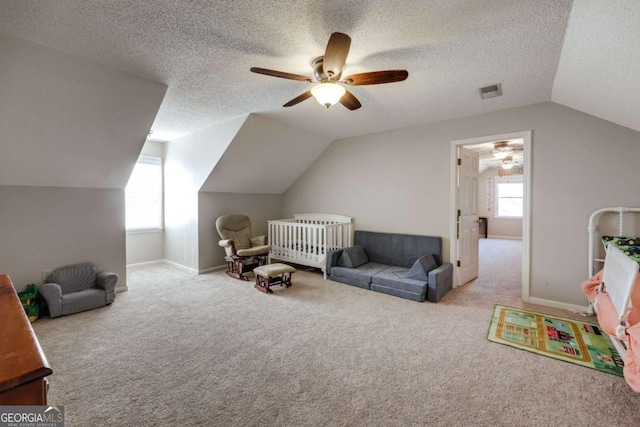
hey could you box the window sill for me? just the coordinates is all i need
[126,228,164,235]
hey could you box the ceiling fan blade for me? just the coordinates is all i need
[250,67,312,82]
[340,90,361,110]
[323,32,351,78]
[283,91,313,107]
[342,70,408,86]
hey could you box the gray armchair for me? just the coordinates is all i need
[216,214,271,280]
[39,262,118,318]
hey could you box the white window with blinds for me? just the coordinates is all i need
[125,156,163,231]
[495,178,523,218]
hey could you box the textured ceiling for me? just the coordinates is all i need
[468,139,524,174]
[0,0,576,141]
[552,0,640,133]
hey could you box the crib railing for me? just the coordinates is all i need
[268,215,352,276]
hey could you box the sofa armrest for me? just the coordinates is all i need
[39,283,63,318]
[218,239,232,248]
[251,235,267,246]
[326,248,345,277]
[97,272,119,304]
[427,263,453,303]
[218,239,237,257]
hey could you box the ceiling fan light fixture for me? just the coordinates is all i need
[501,155,515,169]
[492,141,512,159]
[492,149,512,159]
[311,83,346,108]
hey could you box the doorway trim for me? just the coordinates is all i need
[449,130,532,302]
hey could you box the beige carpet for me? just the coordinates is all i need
[32,239,640,426]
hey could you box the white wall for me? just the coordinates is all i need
[201,114,333,193]
[198,192,283,271]
[0,33,167,189]
[283,102,640,307]
[552,0,640,133]
[0,186,126,292]
[478,168,523,239]
[164,115,248,270]
[125,141,166,265]
[0,34,166,293]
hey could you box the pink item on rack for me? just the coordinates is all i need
[624,324,640,392]
[581,270,640,391]
[582,270,640,329]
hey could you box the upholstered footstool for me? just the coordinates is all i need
[253,263,296,294]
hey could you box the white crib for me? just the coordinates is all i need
[268,213,353,278]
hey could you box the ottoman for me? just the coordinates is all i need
[253,263,296,294]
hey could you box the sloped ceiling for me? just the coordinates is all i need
[552,0,640,132]
[1,1,639,194]
[165,115,249,193]
[0,33,167,188]
[200,114,332,194]
[0,0,577,141]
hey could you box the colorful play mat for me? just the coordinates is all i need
[487,305,623,376]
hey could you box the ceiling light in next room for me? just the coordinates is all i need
[492,141,513,159]
[501,155,515,170]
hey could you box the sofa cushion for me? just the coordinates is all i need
[406,254,438,281]
[46,262,100,294]
[370,283,426,302]
[331,262,390,281]
[329,274,371,290]
[354,230,443,267]
[236,245,271,256]
[61,288,107,316]
[337,245,369,268]
[353,232,393,265]
[371,266,428,295]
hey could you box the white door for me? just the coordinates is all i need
[457,146,479,286]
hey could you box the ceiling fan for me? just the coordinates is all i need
[250,32,408,110]
[490,141,525,170]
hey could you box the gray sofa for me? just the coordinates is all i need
[39,262,118,318]
[326,231,453,302]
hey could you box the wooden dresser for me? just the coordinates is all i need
[0,274,52,405]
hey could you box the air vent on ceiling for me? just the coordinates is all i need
[480,83,502,99]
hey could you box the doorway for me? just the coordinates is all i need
[449,130,532,302]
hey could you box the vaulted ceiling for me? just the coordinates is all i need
[0,1,638,146]
[0,0,640,145]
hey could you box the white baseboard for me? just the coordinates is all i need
[127,259,226,275]
[126,259,166,269]
[163,259,199,274]
[487,235,522,240]
[198,265,226,274]
[527,296,590,314]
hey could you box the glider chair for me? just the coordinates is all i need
[216,214,271,280]
[39,262,118,318]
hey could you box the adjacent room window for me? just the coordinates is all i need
[125,156,163,231]
[495,178,523,218]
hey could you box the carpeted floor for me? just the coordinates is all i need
[32,239,640,426]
